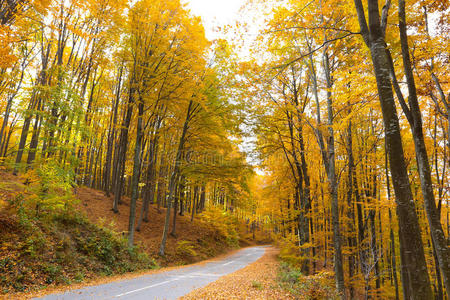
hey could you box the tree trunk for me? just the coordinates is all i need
[191,185,198,222]
[137,135,158,231]
[159,100,196,256]
[0,94,14,153]
[353,1,433,297]
[112,85,134,213]
[128,101,144,247]
[346,121,357,299]
[323,49,345,298]
[14,114,32,174]
[386,148,400,300]
[27,109,42,165]
[157,149,167,213]
[179,176,185,216]
[396,0,450,292]
[170,182,179,237]
[103,66,122,196]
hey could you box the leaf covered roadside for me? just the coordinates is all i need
[181,247,295,300]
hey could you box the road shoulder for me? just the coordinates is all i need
[180,247,294,300]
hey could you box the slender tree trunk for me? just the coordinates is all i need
[170,181,179,237]
[191,185,197,222]
[159,100,196,256]
[128,101,144,247]
[104,66,122,196]
[0,59,27,151]
[1,120,15,157]
[92,133,104,189]
[14,114,32,174]
[157,147,167,213]
[113,85,134,213]
[323,49,345,298]
[137,136,158,231]
[179,176,185,216]
[432,241,444,300]
[199,185,206,212]
[386,149,400,300]
[0,94,14,152]
[27,99,42,165]
[346,121,357,299]
[298,125,311,274]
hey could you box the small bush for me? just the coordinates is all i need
[43,264,61,284]
[198,207,239,247]
[277,236,307,267]
[278,262,302,285]
[176,240,198,258]
[277,261,338,300]
[18,162,77,217]
[251,280,263,290]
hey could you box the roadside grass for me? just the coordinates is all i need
[251,280,263,290]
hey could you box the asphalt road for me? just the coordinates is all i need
[37,246,268,300]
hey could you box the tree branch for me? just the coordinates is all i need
[385,48,414,124]
[353,0,371,46]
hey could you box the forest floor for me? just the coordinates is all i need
[180,247,295,300]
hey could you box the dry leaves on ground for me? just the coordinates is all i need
[180,247,294,300]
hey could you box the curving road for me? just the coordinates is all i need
[37,246,268,300]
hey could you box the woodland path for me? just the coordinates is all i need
[36,246,268,300]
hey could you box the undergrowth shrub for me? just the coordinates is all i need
[277,261,337,299]
[199,206,239,247]
[176,240,198,258]
[7,161,77,219]
[251,280,263,290]
[275,233,337,299]
[277,236,306,267]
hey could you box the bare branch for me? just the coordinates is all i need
[273,32,356,70]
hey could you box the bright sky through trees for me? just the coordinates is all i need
[184,0,244,39]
